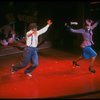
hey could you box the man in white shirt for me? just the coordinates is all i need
[11,20,52,77]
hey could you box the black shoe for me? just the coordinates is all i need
[72,61,80,67]
[89,66,96,73]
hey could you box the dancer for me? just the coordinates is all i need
[65,19,99,73]
[11,19,52,77]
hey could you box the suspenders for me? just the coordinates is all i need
[29,31,37,47]
[30,36,33,46]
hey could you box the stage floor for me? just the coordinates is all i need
[0,48,100,99]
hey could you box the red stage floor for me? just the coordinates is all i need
[0,48,100,99]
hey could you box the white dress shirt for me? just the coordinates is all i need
[26,25,49,47]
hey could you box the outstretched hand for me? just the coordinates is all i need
[47,19,52,26]
[65,22,68,26]
[65,22,71,31]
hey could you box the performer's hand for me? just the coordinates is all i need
[65,22,68,26]
[65,23,71,31]
[47,19,52,26]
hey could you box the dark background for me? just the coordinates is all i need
[0,1,100,52]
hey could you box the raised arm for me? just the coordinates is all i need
[70,28,83,34]
[91,21,99,30]
[65,23,83,34]
[37,19,52,35]
[86,19,99,30]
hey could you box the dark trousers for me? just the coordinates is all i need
[13,46,38,74]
